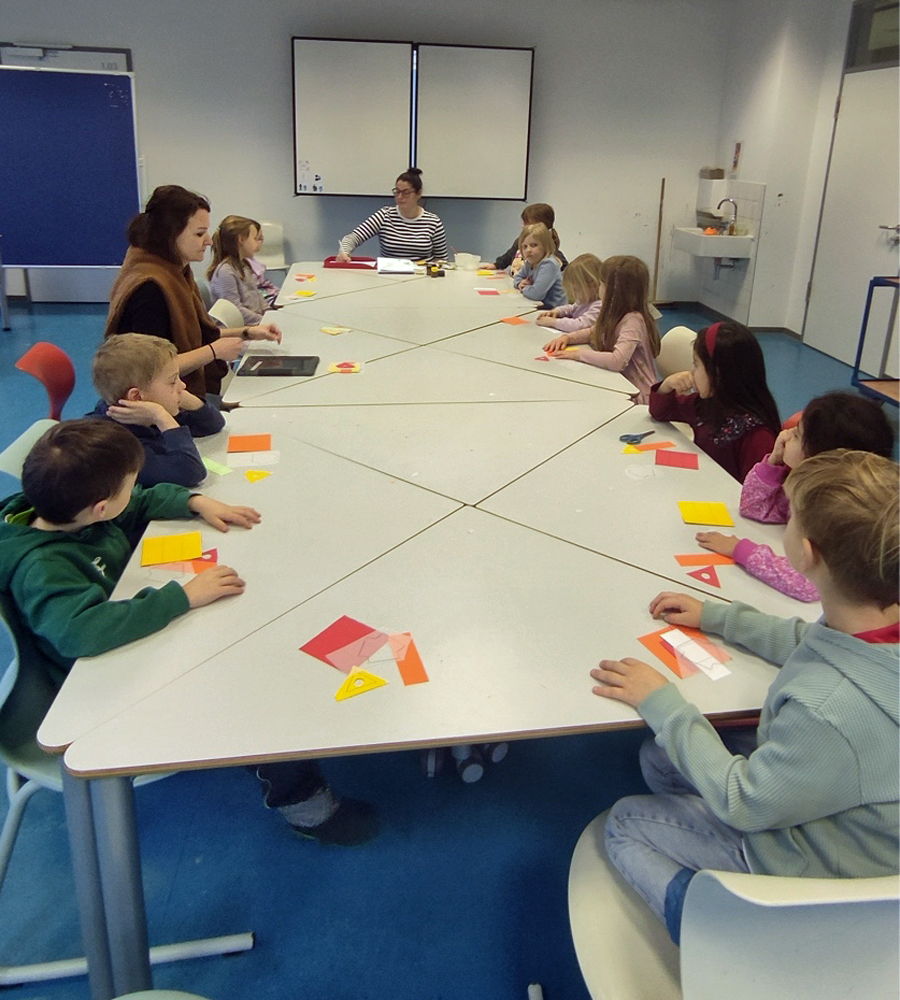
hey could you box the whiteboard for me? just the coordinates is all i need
[291,38,533,200]
[292,38,412,197]
[0,66,140,266]
[416,45,532,199]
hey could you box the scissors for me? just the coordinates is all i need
[619,430,655,445]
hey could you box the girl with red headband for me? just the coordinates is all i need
[648,321,780,480]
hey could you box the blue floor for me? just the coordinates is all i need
[0,300,892,1000]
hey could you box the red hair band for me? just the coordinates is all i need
[705,322,722,357]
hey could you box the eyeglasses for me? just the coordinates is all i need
[392,187,416,197]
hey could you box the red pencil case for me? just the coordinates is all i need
[323,255,378,269]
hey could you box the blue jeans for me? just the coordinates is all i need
[605,736,754,925]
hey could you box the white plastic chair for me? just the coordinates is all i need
[256,221,287,272]
[0,598,253,986]
[0,419,57,480]
[568,810,900,1000]
[207,297,244,329]
[656,326,697,379]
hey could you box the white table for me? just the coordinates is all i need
[39,265,800,998]
[273,260,418,307]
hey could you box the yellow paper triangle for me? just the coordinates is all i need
[244,470,272,483]
[335,668,387,701]
[622,444,640,454]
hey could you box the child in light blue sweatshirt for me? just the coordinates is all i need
[591,450,899,944]
[512,223,566,310]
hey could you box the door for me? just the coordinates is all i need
[804,66,899,370]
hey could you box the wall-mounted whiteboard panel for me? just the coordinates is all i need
[292,38,412,197]
[0,66,139,266]
[415,45,532,200]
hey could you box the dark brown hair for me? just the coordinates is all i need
[396,167,423,194]
[22,420,145,524]
[693,322,781,434]
[127,185,211,265]
[521,203,560,251]
[800,391,895,459]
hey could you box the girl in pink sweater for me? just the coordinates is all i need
[542,255,661,403]
[697,391,895,602]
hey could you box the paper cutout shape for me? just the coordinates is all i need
[321,326,351,335]
[141,531,203,566]
[301,616,389,674]
[686,564,721,588]
[638,626,731,679]
[678,501,734,527]
[335,668,388,701]
[660,629,731,680]
[328,361,361,373]
[202,457,233,476]
[621,444,640,454]
[156,548,218,575]
[475,288,500,296]
[227,450,281,468]
[244,470,272,483]
[656,450,699,470]
[228,434,272,453]
[501,316,529,325]
[291,290,317,298]
[535,355,550,361]
[635,440,676,452]
[388,632,429,685]
[295,273,316,280]
[675,553,735,566]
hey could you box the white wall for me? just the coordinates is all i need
[2,0,853,332]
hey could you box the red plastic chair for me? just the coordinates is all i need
[15,342,75,421]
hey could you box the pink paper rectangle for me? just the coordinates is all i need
[655,450,699,470]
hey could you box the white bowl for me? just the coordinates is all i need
[455,252,480,271]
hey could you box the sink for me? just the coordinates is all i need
[673,227,755,258]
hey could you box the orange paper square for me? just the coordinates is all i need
[228,434,272,453]
[501,316,529,325]
[637,626,730,679]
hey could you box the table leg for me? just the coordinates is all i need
[91,776,153,995]
[62,771,116,1000]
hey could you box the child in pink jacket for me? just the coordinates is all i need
[697,391,895,601]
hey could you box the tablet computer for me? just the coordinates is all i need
[237,356,320,377]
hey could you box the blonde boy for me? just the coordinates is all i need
[90,333,224,487]
[591,450,899,943]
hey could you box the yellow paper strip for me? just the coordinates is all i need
[141,531,203,566]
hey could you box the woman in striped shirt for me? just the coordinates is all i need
[336,168,448,262]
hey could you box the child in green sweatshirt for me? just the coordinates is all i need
[0,419,377,845]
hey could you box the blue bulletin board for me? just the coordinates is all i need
[0,66,140,266]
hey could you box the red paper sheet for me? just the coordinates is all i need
[655,450,699,470]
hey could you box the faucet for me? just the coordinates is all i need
[717,198,738,235]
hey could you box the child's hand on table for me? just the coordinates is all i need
[590,658,668,708]
[648,591,703,628]
[535,310,560,328]
[696,531,739,557]
[178,390,206,412]
[183,565,246,607]
[658,371,695,395]
[543,334,570,354]
[188,496,261,532]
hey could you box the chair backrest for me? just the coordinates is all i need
[569,811,681,999]
[0,419,57,481]
[570,810,900,1000]
[656,327,697,379]
[256,221,287,270]
[207,298,244,329]
[15,343,76,421]
[681,869,900,1000]
[195,275,213,311]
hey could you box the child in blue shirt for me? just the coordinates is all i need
[512,223,566,309]
[89,333,224,488]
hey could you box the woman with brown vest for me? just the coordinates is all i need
[105,186,281,399]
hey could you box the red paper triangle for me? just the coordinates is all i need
[687,565,720,588]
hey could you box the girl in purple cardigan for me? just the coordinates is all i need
[535,253,603,334]
[695,391,895,602]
